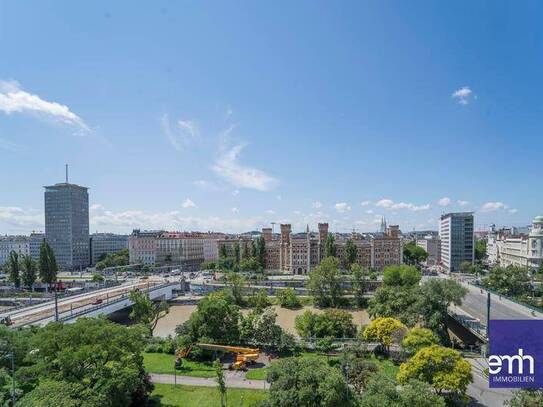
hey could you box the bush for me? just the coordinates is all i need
[277,287,302,309]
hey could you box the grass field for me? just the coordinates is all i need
[143,352,216,378]
[150,383,267,407]
[246,352,399,381]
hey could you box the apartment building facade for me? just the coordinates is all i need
[89,233,129,265]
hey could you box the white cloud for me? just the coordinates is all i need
[276,195,282,201]
[360,201,371,206]
[0,206,43,232]
[312,201,323,209]
[160,114,199,152]
[265,209,276,215]
[232,189,240,196]
[0,80,89,132]
[452,86,474,105]
[225,107,233,120]
[438,197,451,206]
[508,208,518,214]
[481,202,508,212]
[182,198,196,209]
[89,204,266,234]
[212,143,278,191]
[365,209,374,214]
[457,200,469,206]
[334,202,351,213]
[375,198,430,212]
[231,207,239,214]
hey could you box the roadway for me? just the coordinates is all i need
[2,277,167,327]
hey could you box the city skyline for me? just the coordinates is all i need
[2,2,543,234]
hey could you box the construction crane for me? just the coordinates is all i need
[175,343,260,370]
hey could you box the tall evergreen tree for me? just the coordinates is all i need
[344,239,358,268]
[21,254,37,289]
[251,240,257,258]
[219,244,228,259]
[242,242,249,260]
[8,251,20,288]
[39,242,58,287]
[233,242,240,265]
[325,234,337,258]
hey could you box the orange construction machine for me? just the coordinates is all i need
[175,343,260,370]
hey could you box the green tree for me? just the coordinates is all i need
[459,261,472,273]
[7,251,21,288]
[177,290,241,344]
[265,358,355,407]
[308,256,343,307]
[363,317,406,353]
[506,389,543,407]
[368,285,420,327]
[227,272,245,305]
[351,264,368,307]
[241,307,288,350]
[295,309,356,339]
[233,242,240,266]
[200,261,216,271]
[416,279,467,342]
[324,234,337,258]
[401,327,438,355]
[382,265,421,287]
[341,352,378,393]
[23,317,153,406]
[39,242,58,287]
[214,359,226,407]
[19,380,107,407]
[219,244,228,259]
[359,373,446,407]
[277,287,301,309]
[344,239,357,268]
[21,254,37,289]
[247,288,270,312]
[403,241,428,267]
[397,345,472,396]
[251,240,257,258]
[475,239,487,263]
[128,289,169,335]
[482,266,531,297]
[239,257,259,272]
[242,242,249,260]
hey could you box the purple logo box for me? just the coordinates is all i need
[489,320,543,388]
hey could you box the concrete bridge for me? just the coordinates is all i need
[4,280,179,327]
[442,275,543,342]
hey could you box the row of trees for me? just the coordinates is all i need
[4,242,58,290]
[95,248,129,270]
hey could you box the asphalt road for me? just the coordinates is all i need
[467,358,513,407]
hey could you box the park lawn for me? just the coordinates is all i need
[150,383,267,407]
[143,352,216,378]
[245,352,399,381]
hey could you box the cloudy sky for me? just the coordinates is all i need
[1,1,542,235]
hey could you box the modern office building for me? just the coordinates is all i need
[0,236,30,266]
[416,235,441,265]
[486,216,543,271]
[89,233,129,265]
[44,174,90,271]
[439,212,474,272]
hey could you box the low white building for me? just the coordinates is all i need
[0,236,30,266]
[416,235,441,265]
[486,216,543,271]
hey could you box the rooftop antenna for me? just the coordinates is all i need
[65,164,69,183]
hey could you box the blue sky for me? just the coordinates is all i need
[1,1,542,234]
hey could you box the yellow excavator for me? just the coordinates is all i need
[175,343,260,370]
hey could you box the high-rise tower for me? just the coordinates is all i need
[44,166,89,270]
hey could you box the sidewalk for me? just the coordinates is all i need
[150,371,268,390]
